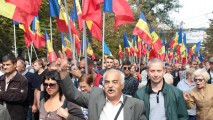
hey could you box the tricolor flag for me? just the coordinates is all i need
[123,32,131,56]
[61,33,72,59]
[32,17,45,50]
[104,0,134,29]
[0,0,34,25]
[73,0,83,31]
[133,12,152,46]
[118,44,123,58]
[19,24,34,48]
[45,31,57,62]
[86,38,96,60]
[149,26,163,52]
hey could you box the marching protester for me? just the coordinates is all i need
[184,69,213,120]
[207,57,213,84]
[135,58,188,120]
[0,54,28,120]
[177,68,196,120]
[39,70,85,120]
[56,51,147,120]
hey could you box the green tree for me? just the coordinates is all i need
[203,19,213,58]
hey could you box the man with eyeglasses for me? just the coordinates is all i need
[122,60,139,97]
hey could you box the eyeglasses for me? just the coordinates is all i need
[194,78,203,82]
[44,83,57,89]
[123,66,131,70]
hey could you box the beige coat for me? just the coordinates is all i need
[186,84,213,120]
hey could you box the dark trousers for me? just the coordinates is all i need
[189,115,196,120]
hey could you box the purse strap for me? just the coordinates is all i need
[114,96,127,120]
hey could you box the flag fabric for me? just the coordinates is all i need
[149,26,163,52]
[133,12,152,46]
[73,0,83,31]
[194,41,201,53]
[104,41,112,56]
[178,28,182,44]
[104,0,134,28]
[32,17,45,50]
[86,39,96,60]
[123,32,131,56]
[49,0,80,37]
[82,0,102,41]
[169,33,178,49]
[74,35,81,55]
[158,40,165,61]
[6,0,42,16]
[61,33,72,58]
[118,44,123,58]
[45,31,57,62]
[0,0,34,25]
[19,24,34,48]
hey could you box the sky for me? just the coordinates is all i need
[171,0,213,29]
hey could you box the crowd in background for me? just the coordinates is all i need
[0,53,213,120]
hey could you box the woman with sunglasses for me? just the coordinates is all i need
[184,69,213,120]
[39,70,85,120]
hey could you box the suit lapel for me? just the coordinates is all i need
[97,93,106,118]
[124,97,134,120]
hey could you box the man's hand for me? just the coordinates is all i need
[57,51,68,79]
[183,92,189,101]
[71,67,82,78]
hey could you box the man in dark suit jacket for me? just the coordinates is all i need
[57,51,147,120]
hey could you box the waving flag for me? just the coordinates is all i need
[158,40,166,61]
[86,39,96,60]
[104,41,112,56]
[123,32,131,56]
[32,17,45,50]
[104,0,134,28]
[169,33,178,49]
[194,41,201,53]
[73,0,83,31]
[6,0,42,16]
[133,12,152,46]
[149,26,162,52]
[49,0,80,37]
[19,24,34,48]
[82,0,102,41]
[61,33,72,58]
[0,0,34,25]
[118,44,123,58]
[45,31,57,62]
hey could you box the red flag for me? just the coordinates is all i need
[22,24,34,48]
[6,0,42,16]
[113,0,134,28]
[34,33,45,50]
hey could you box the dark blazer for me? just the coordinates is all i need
[57,75,147,120]
[207,69,212,84]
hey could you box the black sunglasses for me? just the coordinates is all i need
[194,78,203,82]
[123,66,131,70]
[43,83,57,89]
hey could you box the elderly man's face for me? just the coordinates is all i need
[104,71,124,102]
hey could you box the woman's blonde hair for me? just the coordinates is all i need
[193,69,210,82]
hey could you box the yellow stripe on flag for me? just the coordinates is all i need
[136,19,152,38]
[86,20,93,30]
[0,0,16,19]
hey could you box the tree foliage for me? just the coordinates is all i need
[203,19,213,58]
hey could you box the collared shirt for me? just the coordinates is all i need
[177,79,196,115]
[99,95,124,120]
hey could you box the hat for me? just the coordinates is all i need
[209,57,213,63]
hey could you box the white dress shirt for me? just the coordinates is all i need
[99,95,124,120]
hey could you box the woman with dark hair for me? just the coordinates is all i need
[39,70,85,120]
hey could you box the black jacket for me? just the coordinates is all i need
[0,73,28,120]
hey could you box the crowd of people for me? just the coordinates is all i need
[0,52,213,120]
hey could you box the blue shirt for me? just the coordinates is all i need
[177,79,196,115]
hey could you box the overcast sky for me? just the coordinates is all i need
[170,0,213,28]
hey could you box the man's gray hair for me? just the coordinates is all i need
[147,58,165,69]
[103,69,125,84]
[17,59,26,68]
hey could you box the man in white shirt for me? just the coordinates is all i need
[57,51,147,120]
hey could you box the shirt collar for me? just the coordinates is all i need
[106,94,124,105]
[147,79,165,94]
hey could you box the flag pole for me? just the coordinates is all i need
[13,23,17,57]
[63,0,77,67]
[30,43,33,63]
[102,12,106,69]
[82,0,88,74]
[27,47,31,65]
[49,17,54,61]
[32,44,38,59]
